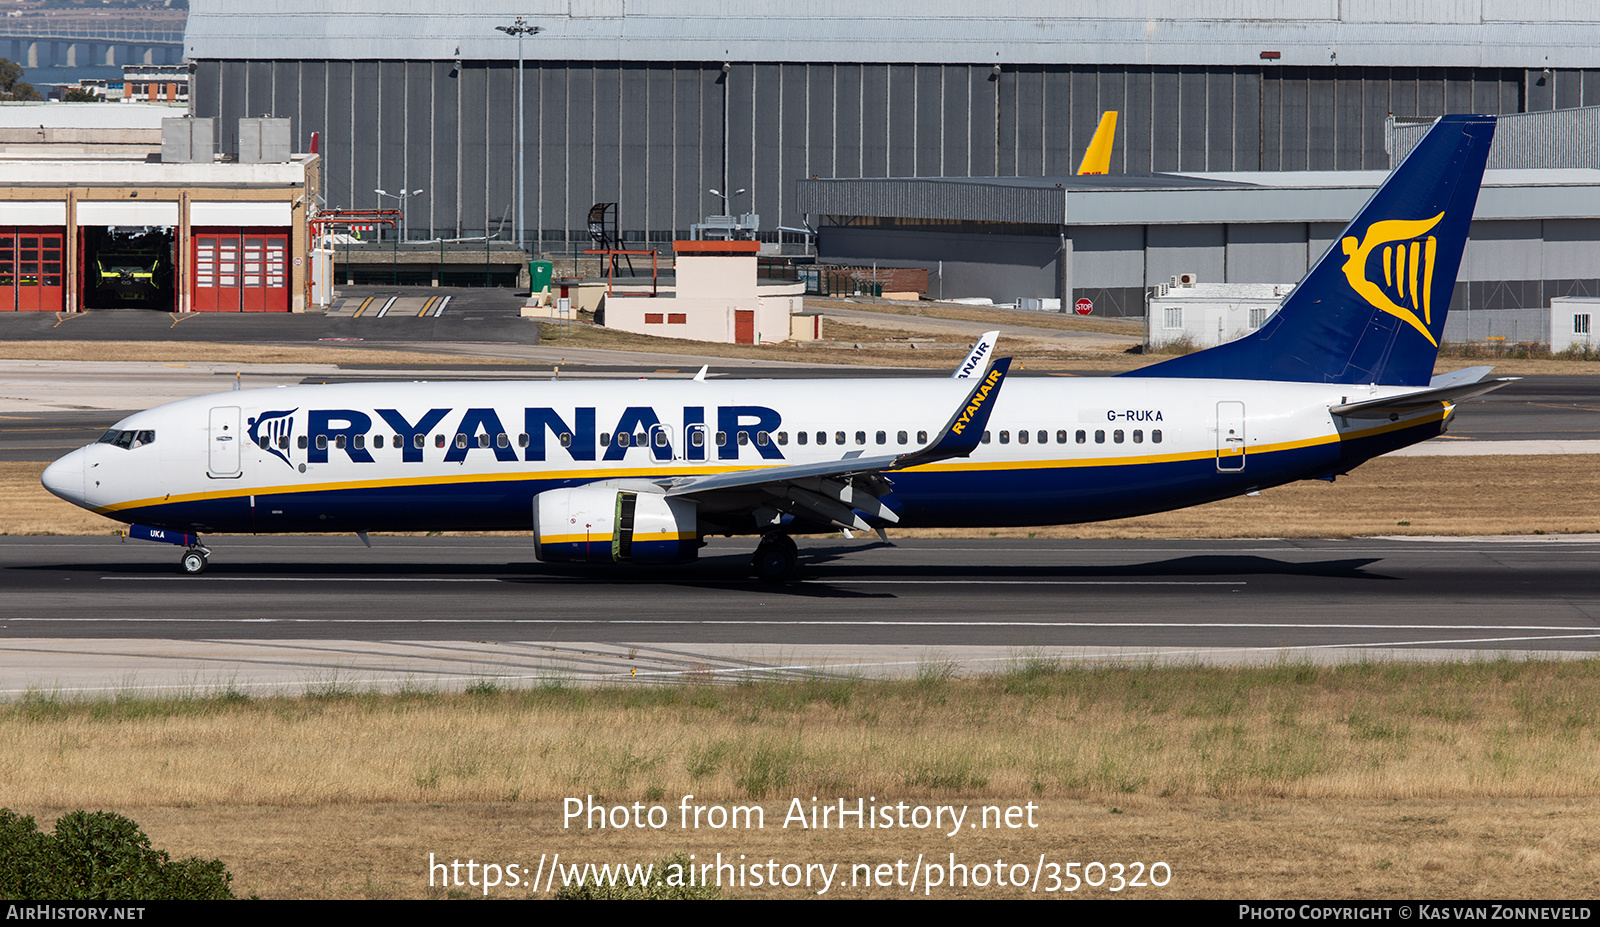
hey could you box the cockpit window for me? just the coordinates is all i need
[97,429,155,450]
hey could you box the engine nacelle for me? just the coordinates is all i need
[532,486,699,564]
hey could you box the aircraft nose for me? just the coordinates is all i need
[41,447,87,505]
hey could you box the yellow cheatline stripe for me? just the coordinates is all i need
[417,297,437,318]
[539,531,694,545]
[97,411,1448,515]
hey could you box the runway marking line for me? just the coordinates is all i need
[376,297,398,318]
[352,297,378,318]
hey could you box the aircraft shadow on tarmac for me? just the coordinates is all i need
[21,549,1397,594]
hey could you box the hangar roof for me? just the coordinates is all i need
[795,170,1600,227]
[185,0,1600,69]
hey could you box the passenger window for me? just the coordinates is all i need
[299,435,308,450]
[353,434,364,450]
[393,434,402,447]
[519,433,529,447]
[777,431,788,446]
[855,431,866,445]
[455,434,468,449]
[374,435,384,449]
[434,434,445,448]
[716,431,728,446]
[1057,430,1068,444]
[1017,430,1028,444]
[917,430,928,443]
[999,430,1010,444]
[616,432,630,447]
[559,433,572,447]
[1153,429,1163,444]
[876,430,886,445]
[334,435,346,450]
[497,433,510,449]
[477,433,490,448]
[414,434,425,449]
[817,432,827,445]
[1038,430,1047,444]
[1133,430,1143,444]
[316,435,328,450]
[797,431,808,445]
[981,431,991,444]
[599,432,611,447]
[691,431,705,447]
[656,431,669,447]
[636,433,647,446]
[756,431,769,446]
[279,436,290,450]
[1114,429,1124,443]
[738,432,749,446]
[1094,430,1105,444]
[835,431,845,445]
[1076,430,1086,444]
[897,431,907,445]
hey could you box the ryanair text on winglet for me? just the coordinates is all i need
[951,368,1004,436]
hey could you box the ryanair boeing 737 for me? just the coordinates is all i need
[43,115,1512,582]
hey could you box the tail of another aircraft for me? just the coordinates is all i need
[1128,113,1495,386]
[1076,111,1118,176]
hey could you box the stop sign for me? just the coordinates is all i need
[1074,297,1093,316]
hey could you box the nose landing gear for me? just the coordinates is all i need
[180,547,210,575]
[123,525,211,575]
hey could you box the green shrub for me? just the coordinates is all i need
[0,808,234,900]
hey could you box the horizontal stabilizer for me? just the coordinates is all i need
[1329,377,1518,418]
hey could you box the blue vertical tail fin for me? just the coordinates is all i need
[1126,114,1495,386]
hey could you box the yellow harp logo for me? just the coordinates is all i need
[1339,212,1445,346]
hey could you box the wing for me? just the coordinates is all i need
[658,357,1012,531]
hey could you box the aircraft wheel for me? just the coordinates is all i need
[752,535,798,584]
[181,549,208,575]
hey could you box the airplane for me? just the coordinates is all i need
[42,114,1513,583]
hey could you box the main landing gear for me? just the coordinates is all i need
[751,533,799,583]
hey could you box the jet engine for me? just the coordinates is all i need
[532,486,699,564]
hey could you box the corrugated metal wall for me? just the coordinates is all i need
[196,60,1543,244]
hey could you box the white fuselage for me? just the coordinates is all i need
[42,375,1448,535]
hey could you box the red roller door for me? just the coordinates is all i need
[193,228,289,312]
[0,228,65,311]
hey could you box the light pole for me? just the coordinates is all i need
[496,17,543,256]
[376,188,422,285]
[708,187,746,214]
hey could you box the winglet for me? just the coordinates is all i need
[902,356,1011,464]
[952,331,999,378]
[1076,111,1118,176]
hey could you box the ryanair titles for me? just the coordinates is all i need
[248,406,785,468]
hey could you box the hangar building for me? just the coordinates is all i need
[184,2,1600,251]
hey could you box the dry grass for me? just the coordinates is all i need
[4,455,1596,540]
[808,295,1145,337]
[542,318,1141,370]
[7,661,1600,897]
[0,340,535,367]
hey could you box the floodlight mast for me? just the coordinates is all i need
[495,17,544,254]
